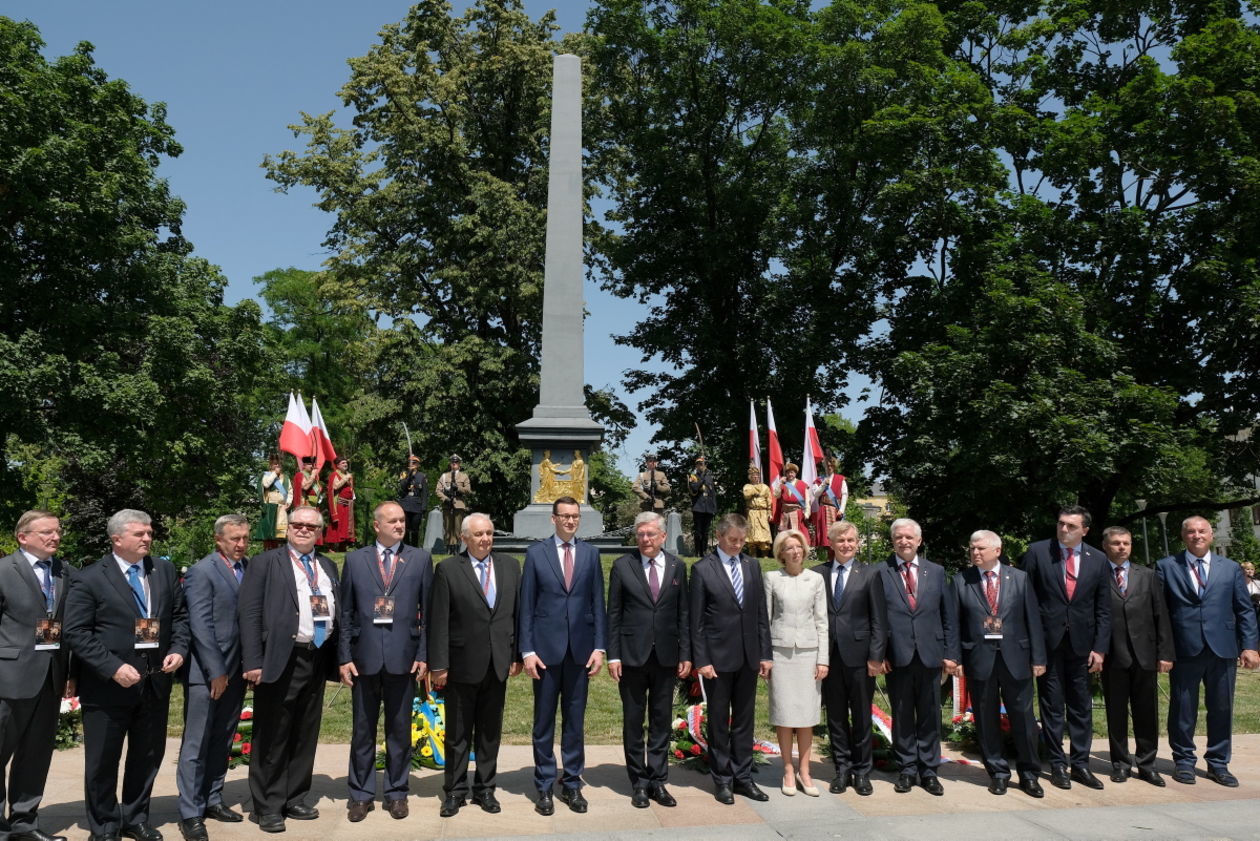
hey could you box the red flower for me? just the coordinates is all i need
[241,743,252,755]
[233,733,242,743]
[674,750,684,759]
[690,744,702,755]
[240,710,253,721]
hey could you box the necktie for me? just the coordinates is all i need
[381,547,394,588]
[36,560,54,613]
[728,557,744,606]
[1064,546,1077,600]
[1196,558,1208,594]
[648,558,661,601]
[302,554,327,647]
[985,570,998,613]
[562,542,574,591]
[126,564,148,616]
[902,561,917,610]
[1114,565,1126,596]
[232,561,243,584]
[833,563,846,609]
[479,560,496,608]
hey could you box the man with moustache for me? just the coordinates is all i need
[690,514,772,804]
[1020,505,1111,790]
[338,502,433,821]
[64,510,190,841]
[1157,516,1259,786]
[175,515,252,841]
[955,530,1046,798]
[607,511,691,808]
[1099,526,1173,786]
[238,506,338,833]
[0,511,74,841]
[879,518,958,796]
[814,521,887,796]
[429,514,522,817]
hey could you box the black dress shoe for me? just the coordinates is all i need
[557,787,588,813]
[1206,767,1240,787]
[921,775,944,796]
[282,804,318,820]
[1172,767,1196,785]
[1110,766,1130,783]
[535,790,555,816]
[650,785,677,807]
[631,787,650,808]
[714,784,734,804]
[732,780,769,801]
[471,793,500,814]
[120,824,163,841]
[1136,768,1166,787]
[11,831,69,841]
[1071,767,1104,790]
[850,774,873,796]
[248,813,285,834]
[347,800,374,822]
[204,804,244,823]
[1049,764,1072,790]
[1019,777,1045,798]
[385,798,409,819]
[988,777,1008,795]
[894,774,915,793]
[829,775,848,794]
[177,817,208,841]
[440,794,466,817]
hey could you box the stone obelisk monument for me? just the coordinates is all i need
[513,54,604,538]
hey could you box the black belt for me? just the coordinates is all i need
[292,641,319,652]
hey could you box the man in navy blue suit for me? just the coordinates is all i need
[1020,505,1111,790]
[338,501,433,821]
[1157,516,1259,787]
[519,497,607,815]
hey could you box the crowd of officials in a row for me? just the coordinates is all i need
[1,502,1257,841]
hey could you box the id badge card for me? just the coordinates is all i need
[373,596,395,624]
[35,618,62,650]
[135,618,160,649]
[310,594,331,622]
[983,615,1004,640]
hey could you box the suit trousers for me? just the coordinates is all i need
[701,665,758,786]
[969,652,1040,780]
[618,651,676,789]
[348,671,416,802]
[443,668,508,799]
[1168,651,1236,770]
[531,653,590,791]
[885,656,943,776]
[822,656,875,777]
[1036,637,1094,768]
[249,646,326,816]
[0,670,59,834]
[1101,661,1159,771]
[82,677,171,835]
[176,673,247,818]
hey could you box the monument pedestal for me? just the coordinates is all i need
[513,415,604,539]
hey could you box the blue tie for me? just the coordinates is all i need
[126,564,148,616]
[478,560,496,609]
[728,557,744,606]
[36,560,54,613]
[1197,558,1208,595]
[301,554,327,647]
[233,561,243,584]
[833,564,847,609]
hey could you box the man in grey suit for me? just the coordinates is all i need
[1099,526,1173,786]
[0,510,73,841]
[338,502,433,821]
[174,514,251,841]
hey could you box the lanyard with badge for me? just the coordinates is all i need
[34,561,61,651]
[373,547,397,624]
[293,551,332,627]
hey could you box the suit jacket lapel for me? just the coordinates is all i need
[212,552,240,592]
[887,559,911,611]
[14,553,45,604]
[545,541,567,590]
[1049,543,1070,601]
[626,553,653,603]
[388,548,409,596]
[459,555,489,609]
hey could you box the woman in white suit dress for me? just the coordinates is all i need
[764,529,829,796]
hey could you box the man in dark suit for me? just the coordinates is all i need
[607,511,691,808]
[1020,504,1111,790]
[238,505,338,833]
[338,501,433,821]
[813,520,887,796]
[429,513,521,817]
[955,530,1046,798]
[519,497,607,815]
[1099,526,1173,786]
[690,513,772,804]
[175,514,251,841]
[878,518,957,796]
[0,510,73,841]
[688,456,716,555]
[63,509,190,841]
[1157,515,1260,786]
[397,454,428,547]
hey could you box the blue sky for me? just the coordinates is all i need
[7,0,673,471]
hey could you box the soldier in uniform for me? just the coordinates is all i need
[436,455,473,550]
[397,454,429,547]
[633,455,671,514]
[688,456,717,556]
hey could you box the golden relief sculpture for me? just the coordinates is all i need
[534,449,587,504]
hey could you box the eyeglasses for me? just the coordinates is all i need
[289,522,321,531]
